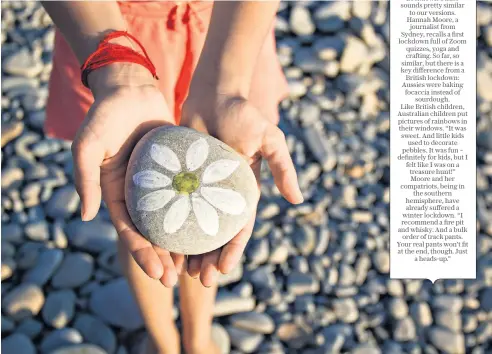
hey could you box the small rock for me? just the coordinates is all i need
[340,35,369,73]
[2,223,23,243]
[2,284,45,321]
[373,250,390,273]
[290,6,315,36]
[427,326,465,354]
[15,318,43,339]
[434,311,462,332]
[432,295,463,313]
[332,298,358,323]
[2,166,24,189]
[1,316,15,333]
[410,302,433,327]
[214,291,256,317]
[277,322,312,349]
[314,1,351,32]
[3,49,43,78]
[65,219,117,253]
[42,290,76,328]
[51,252,94,289]
[45,185,80,219]
[287,271,319,295]
[293,225,316,256]
[218,263,243,287]
[479,287,492,311]
[352,0,372,19]
[2,258,16,281]
[226,327,264,354]
[40,328,83,354]
[73,314,117,354]
[304,124,337,171]
[313,36,345,60]
[393,317,417,342]
[229,312,275,334]
[2,333,36,354]
[1,121,24,148]
[23,248,63,286]
[50,345,106,354]
[212,323,231,354]
[338,263,356,286]
[24,221,50,242]
[388,298,408,319]
[89,278,144,330]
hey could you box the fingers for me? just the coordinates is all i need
[261,124,304,204]
[218,215,255,274]
[154,246,178,287]
[200,249,221,288]
[187,255,202,278]
[107,200,164,280]
[72,125,105,221]
[171,253,187,275]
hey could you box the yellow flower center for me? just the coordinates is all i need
[172,172,199,194]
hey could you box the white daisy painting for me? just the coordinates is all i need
[132,138,246,236]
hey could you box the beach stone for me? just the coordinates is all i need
[15,318,43,339]
[2,283,45,321]
[51,252,94,289]
[65,219,117,253]
[427,326,465,354]
[89,278,144,330]
[42,290,76,329]
[226,327,264,354]
[45,185,79,219]
[73,314,117,354]
[23,248,63,286]
[40,328,83,354]
[212,323,231,354]
[50,345,106,354]
[2,333,36,354]
[1,316,15,333]
[3,48,43,78]
[229,312,275,334]
[290,6,315,36]
[125,126,258,255]
[214,290,256,317]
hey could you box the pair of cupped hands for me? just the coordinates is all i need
[73,63,303,288]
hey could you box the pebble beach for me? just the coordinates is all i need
[1,1,492,353]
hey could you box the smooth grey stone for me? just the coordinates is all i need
[1,316,15,333]
[65,219,117,253]
[15,318,43,339]
[304,124,337,171]
[314,1,351,32]
[45,185,79,219]
[2,333,36,354]
[479,287,492,311]
[332,298,358,323]
[226,326,264,354]
[23,248,63,286]
[287,271,319,295]
[89,278,143,330]
[2,222,23,243]
[427,327,465,354]
[125,126,258,255]
[393,317,417,342]
[432,295,463,313]
[313,36,345,61]
[3,48,43,78]
[73,313,117,354]
[24,220,50,241]
[1,166,24,189]
[2,283,45,321]
[42,290,76,328]
[50,345,106,354]
[214,290,256,317]
[229,312,275,334]
[290,6,315,36]
[217,263,243,287]
[434,311,462,332]
[51,252,94,289]
[40,328,83,354]
[388,298,408,319]
[212,323,231,354]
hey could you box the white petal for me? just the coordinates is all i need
[186,138,209,171]
[137,190,175,211]
[163,195,190,233]
[150,144,181,172]
[133,170,171,188]
[201,187,246,215]
[202,160,240,184]
[192,196,219,236]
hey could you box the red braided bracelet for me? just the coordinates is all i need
[80,31,159,88]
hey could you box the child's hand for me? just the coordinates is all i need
[72,63,184,287]
[181,91,304,287]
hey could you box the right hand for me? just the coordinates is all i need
[72,63,184,287]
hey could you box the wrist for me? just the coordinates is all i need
[88,62,156,98]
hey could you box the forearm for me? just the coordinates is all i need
[41,1,128,64]
[191,1,280,97]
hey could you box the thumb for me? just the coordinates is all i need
[71,125,105,221]
[260,124,303,204]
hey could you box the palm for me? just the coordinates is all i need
[72,85,185,286]
[180,96,303,286]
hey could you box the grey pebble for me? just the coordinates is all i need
[42,290,76,328]
[229,312,275,334]
[73,313,117,354]
[427,326,465,354]
[3,48,43,78]
[15,318,43,339]
[45,185,80,219]
[214,290,256,317]
[290,6,315,36]
[24,220,50,241]
[226,326,264,354]
[40,328,83,354]
[212,323,231,354]
[65,219,117,253]
[2,333,36,354]
[23,248,63,286]
[332,297,358,323]
[51,252,94,289]
[2,283,45,321]
[50,345,107,354]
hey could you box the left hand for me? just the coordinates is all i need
[180,89,303,287]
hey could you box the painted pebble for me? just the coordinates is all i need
[125,126,258,255]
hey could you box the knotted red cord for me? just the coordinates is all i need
[80,31,159,88]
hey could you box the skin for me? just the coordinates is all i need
[41,1,303,353]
